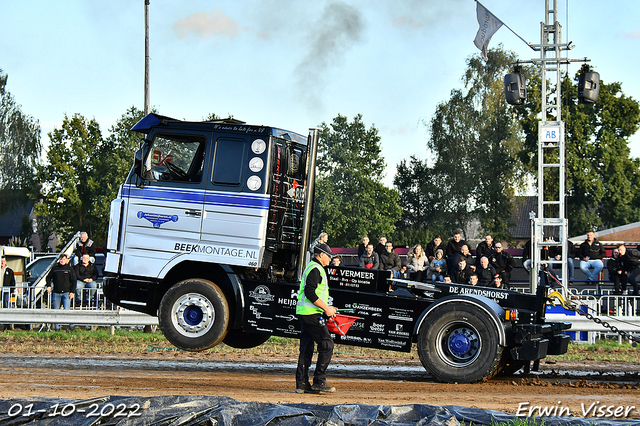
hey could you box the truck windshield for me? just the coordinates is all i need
[150,135,205,182]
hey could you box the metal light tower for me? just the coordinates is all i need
[526,0,595,294]
[530,0,568,293]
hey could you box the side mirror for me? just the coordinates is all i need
[134,140,157,181]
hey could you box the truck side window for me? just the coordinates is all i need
[212,138,245,185]
[151,135,205,183]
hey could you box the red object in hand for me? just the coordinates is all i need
[327,314,360,336]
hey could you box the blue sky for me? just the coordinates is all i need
[1,0,638,186]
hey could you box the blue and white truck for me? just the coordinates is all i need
[103,113,571,383]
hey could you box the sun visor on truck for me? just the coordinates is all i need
[130,113,179,133]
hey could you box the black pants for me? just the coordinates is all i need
[627,267,640,295]
[296,313,334,388]
[610,273,628,294]
[497,270,511,287]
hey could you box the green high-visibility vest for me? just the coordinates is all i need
[296,260,329,315]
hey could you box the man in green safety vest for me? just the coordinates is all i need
[295,242,338,394]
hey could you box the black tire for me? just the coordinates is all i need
[158,279,229,351]
[223,330,271,348]
[417,301,503,383]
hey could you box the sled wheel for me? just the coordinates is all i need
[418,301,503,383]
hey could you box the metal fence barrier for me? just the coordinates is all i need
[0,286,158,328]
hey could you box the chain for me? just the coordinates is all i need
[553,290,640,344]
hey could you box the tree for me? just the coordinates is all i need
[515,69,640,235]
[35,108,148,247]
[35,114,104,245]
[93,106,147,238]
[393,156,442,246]
[312,114,401,247]
[0,69,41,216]
[396,47,526,241]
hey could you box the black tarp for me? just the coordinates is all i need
[0,396,638,426]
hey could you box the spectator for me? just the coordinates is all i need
[607,248,628,295]
[445,231,467,275]
[522,239,532,273]
[330,256,342,266]
[379,241,402,278]
[454,244,475,271]
[428,249,446,284]
[523,239,552,274]
[404,244,427,281]
[488,242,515,287]
[579,231,606,282]
[443,275,452,283]
[475,234,495,267]
[75,232,96,264]
[357,235,370,259]
[359,244,379,269]
[469,273,479,286]
[46,254,76,331]
[452,257,472,284]
[617,244,640,295]
[75,254,98,302]
[374,236,387,258]
[425,235,444,261]
[549,239,576,282]
[477,256,496,287]
[309,232,328,259]
[1,256,22,308]
[492,274,505,289]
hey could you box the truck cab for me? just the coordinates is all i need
[104,114,313,348]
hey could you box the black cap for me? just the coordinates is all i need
[314,243,336,257]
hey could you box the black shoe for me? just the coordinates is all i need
[295,383,313,394]
[311,383,336,394]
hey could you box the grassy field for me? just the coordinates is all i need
[0,328,639,363]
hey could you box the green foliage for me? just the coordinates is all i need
[515,68,640,235]
[312,114,401,247]
[35,107,145,246]
[0,69,42,219]
[36,113,104,244]
[395,47,524,242]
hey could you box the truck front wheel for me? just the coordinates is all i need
[417,302,503,383]
[159,279,229,351]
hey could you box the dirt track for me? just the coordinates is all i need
[0,352,639,419]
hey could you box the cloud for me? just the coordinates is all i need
[295,1,365,112]
[390,0,465,32]
[173,8,239,40]
[622,30,640,39]
[392,16,424,30]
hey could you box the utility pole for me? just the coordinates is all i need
[144,0,150,115]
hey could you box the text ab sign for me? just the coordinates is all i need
[538,122,562,143]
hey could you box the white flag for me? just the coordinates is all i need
[474,1,503,61]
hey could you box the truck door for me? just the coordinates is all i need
[199,135,267,268]
[119,131,209,277]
